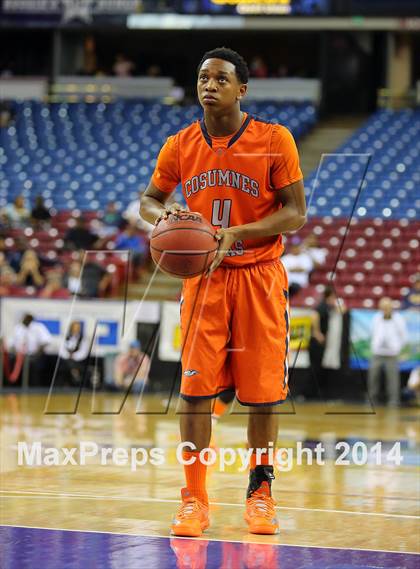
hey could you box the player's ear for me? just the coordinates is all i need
[236,83,247,101]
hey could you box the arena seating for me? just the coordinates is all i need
[293,217,419,309]
[1,102,418,307]
[0,100,317,212]
[305,109,420,220]
[295,109,419,308]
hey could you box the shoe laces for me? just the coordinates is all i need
[248,491,276,518]
[177,497,203,519]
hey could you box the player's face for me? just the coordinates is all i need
[197,59,246,110]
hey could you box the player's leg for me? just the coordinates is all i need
[231,260,289,534]
[212,390,235,425]
[245,407,279,534]
[172,271,232,537]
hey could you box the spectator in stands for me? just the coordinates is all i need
[96,201,122,240]
[303,234,327,268]
[114,340,150,393]
[4,235,28,273]
[123,190,155,235]
[368,297,408,407]
[115,223,147,270]
[10,313,52,384]
[402,273,420,309]
[63,261,82,295]
[58,320,90,386]
[65,217,98,251]
[281,237,314,297]
[82,261,112,297]
[146,64,162,77]
[39,272,70,299]
[309,286,349,400]
[0,101,13,128]
[0,266,17,296]
[15,250,45,289]
[31,196,52,227]
[1,195,30,228]
[113,54,135,77]
[249,56,268,78]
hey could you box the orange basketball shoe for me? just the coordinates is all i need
[245,467,279,535]
[171,488,210,537]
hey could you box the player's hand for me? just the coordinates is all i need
[206,227,238,276]
[154,203,188,225]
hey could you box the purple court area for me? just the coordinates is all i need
[0,526,418,569]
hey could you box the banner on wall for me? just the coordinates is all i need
[158,302,313,367]
[350,309,420,371]
[0,298,160,357]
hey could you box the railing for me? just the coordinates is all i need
[377,87,418,110]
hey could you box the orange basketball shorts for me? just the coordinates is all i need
[180,259,290,406]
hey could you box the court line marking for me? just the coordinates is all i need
[1,490,419,520]
[0,523,419,556]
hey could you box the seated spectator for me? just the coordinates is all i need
[58,320,90,386]
[250,56,268,78]
[146,64,162,77]
[3,235,28,273]
[113,53,135,77]
[15,250,45,289]
[123,190,154,235]
[75,260,113,298]
[114,340,150,393]
[0,251,12,272]
[63,261,82,295]
[1,195,30,228]
[0,266,17,296]
[281,237,314,297]
[402,274,420,309]
[115,223,147,270]
[39,272,70,299]
[31,196,52,227]
[303,234,327,268]
[65,217,98,251]
[96,201,122,240]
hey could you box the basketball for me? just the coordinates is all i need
[150,212,218,278]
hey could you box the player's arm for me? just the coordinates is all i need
[235,179,307,239]
[140,182,184,226]
[208,181,306,274]
[140,134,186,225]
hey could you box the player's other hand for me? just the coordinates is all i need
[206,227,238,276]
[154,203,188,225]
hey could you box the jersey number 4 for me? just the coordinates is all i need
[211,199,232,228]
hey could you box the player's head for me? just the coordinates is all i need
[197,47,248,111]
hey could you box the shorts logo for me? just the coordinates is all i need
[183,369,199,377]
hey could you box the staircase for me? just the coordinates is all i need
[125,269,182,301]
[298,115,368,175]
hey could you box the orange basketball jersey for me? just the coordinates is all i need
[151,113,303,265]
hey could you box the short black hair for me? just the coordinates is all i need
[197,47,249,84]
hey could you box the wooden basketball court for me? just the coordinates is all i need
[1,392,419,568]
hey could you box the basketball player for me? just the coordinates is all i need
[140,48,306,537]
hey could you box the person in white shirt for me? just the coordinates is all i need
[303,234,327,268]
[281,237,314,296]
[58,320,90,386]
[123,190,155,236]
[11,314,52,356]
[368,297,408,406]
[10,313,52,385]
